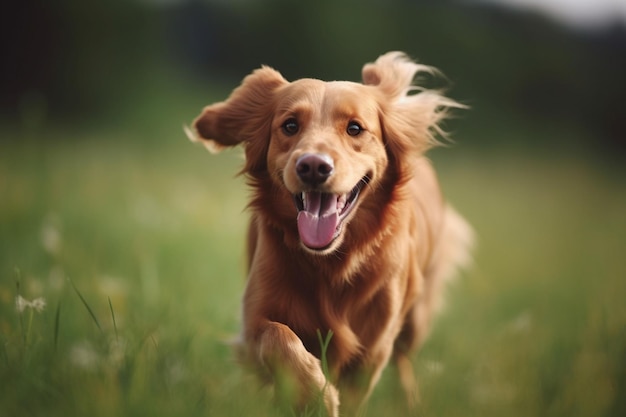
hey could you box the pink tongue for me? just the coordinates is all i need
[297,192,339,249]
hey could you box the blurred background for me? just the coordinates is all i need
[1,1,625,416]
[2,0,625,154]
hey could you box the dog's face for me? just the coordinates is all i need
[188,52,457,254]
[266,80,387,252]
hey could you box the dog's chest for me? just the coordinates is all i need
[290,280,399,372]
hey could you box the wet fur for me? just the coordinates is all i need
[188,52,473,416]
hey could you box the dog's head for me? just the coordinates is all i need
[188,52,460,254]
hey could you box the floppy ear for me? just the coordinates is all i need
[363,52,464,173]
[186,66,287,173]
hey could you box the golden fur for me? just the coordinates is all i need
[188,52,473,416]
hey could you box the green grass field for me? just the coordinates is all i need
[1,117,625,416]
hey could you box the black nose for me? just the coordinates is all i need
[296,153,334,186]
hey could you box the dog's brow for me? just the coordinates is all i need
[329,100,376,124]
[278,101,307,113]
[277,101,313,119]
[333,107,359,120]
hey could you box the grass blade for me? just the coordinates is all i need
[315,329,334,417]
[108,297,118,342]
[316,329,333,379]
[68,277,102,333]
[15,268,25,346]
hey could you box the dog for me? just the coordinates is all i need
[186,52,473,416]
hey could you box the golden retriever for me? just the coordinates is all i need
[187,52,473,416]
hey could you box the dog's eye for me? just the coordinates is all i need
[347,121,362,136]
[282,118,299,136]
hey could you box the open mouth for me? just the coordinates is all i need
[293,175,370,250]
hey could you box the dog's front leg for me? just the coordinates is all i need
[253,320,339,416]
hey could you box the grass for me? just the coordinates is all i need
[1,118,625,416]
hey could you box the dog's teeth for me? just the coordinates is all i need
[337,194,347,211]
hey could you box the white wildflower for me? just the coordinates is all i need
[48,266,65,291]
[108,338,127,368]
[30,297,46,312]
[15,295,28,313]
[166,357,188,386]
[15,295,46,313]
[41,214,62,255]
[424,360,445,375]
[69,341,100,371]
